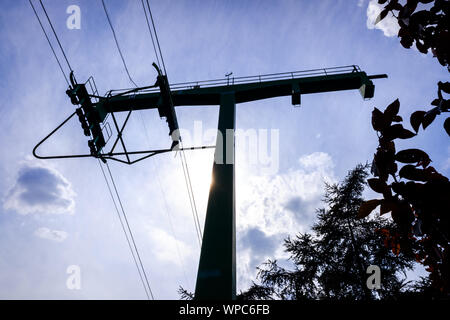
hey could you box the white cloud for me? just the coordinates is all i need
[298,151,334,172]
[3,161,76,215]
[237,152,337,289]
[358,0,365,8]
[238,152,336,234]
[366,0,400,37]
[147,227,193,265]
[34,227,68,242]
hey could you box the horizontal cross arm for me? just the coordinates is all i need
[102,71,378,113]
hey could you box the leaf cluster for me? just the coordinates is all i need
[362,99,450,294]
[377,0,449,70]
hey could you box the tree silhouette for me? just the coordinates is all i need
[360,0,449,295]
[240,165,416,300]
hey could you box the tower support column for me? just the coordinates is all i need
[194,92,236,300]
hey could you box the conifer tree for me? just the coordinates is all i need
[245,165,416,300]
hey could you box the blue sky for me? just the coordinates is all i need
[0,0,448,299]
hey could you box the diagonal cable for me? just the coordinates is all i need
[105,161,154,299]
[97,160,152,299]
[102,0,139,87]
[29,0,69,86]
[39,0,73,72]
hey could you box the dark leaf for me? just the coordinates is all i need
[380,199,397,215]
[384,124,416,140]
[423,166,447,182]
[431,99,440,106]
[438,81,450,94]
[416,40,429,54]
[398,128,416,139]
[410,110,425,132]
[417,157,431,169]
[383,124,401,140]
[399,3,414,19]
[444,117,450,137]
[368,178,388,194]
[409,10,432,26]
[375,9,389,24]
[378,0,388,4]
[371,156,379,177]
[402,181,422,200]
[372,107,387,131]
[400,34,414,48]
[395,148,430,164]
[357,199,381,219]
[384,99,400,120]
[383,188,393,200]
[391,201,414,227]
[392,115,403,122]
[373,148,394,181]
[386,0,402,11]
[422,107,440,129]
[438,82,443,100]
[442,99,450,112]
[398,27,410,38]
[391,181,406,194]
[405,0,418,12]
[387,161,398,176]
[386,140,396,154]
[398,17,408,28]
[399,165,428,182]
[430,2,441,14]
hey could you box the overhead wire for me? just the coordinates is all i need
[29,0,70,86]
[104,161,155,299]
[97,160,152,300]
[102,0,203,294]
[31,0,156,299]
[141,0,161,72]
[139,0,197,287]
[179,144,203,245]
[38,0,73,73]
[145,0,167,75]
[142,0,203,246]
[101,0,139,88]
[101,0,156,299]
[137,113,192,289]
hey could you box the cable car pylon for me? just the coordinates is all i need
[33,65,387,299]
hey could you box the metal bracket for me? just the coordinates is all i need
[291,82,301,106]
[32,111,214,165]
